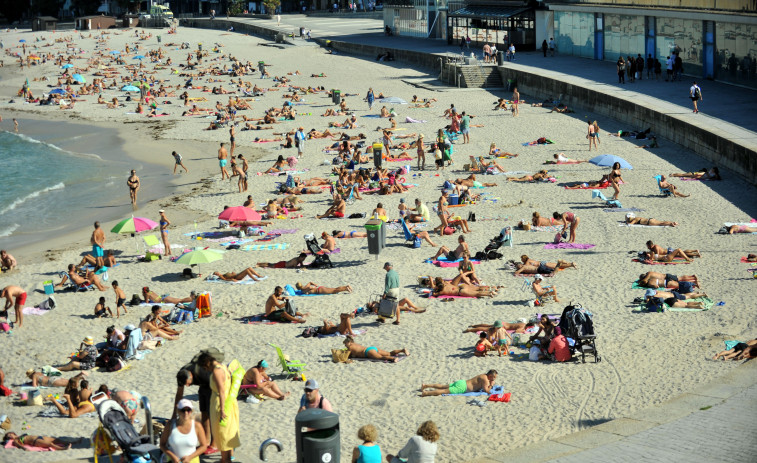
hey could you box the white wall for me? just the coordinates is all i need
[535,10,554,49]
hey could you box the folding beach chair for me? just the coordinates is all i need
[521,278,554,306]
[268,343,306,379]
[591,189,622,208]
[57,271,95,292]
[654,175,672,197]
[400,218,422,248]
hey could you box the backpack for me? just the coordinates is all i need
[37,297,56,310]
[646,297,664,313]
[301,327,320,338]
[619,62,626,71]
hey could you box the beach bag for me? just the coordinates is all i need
[331,348,352,363]
[646,297,664,313]
[412,236,422,248]
[378,297,398,318]
[285,299,297,317]
[301,327,320,338]
[529,346,542,361]
[0,416,11,430]
[37,296,56,310]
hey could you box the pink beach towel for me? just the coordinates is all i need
[740,257,756,263]
[22,307,50,316]
[543,243,595,250]
[434,260,481,268]
[4,440,55,451]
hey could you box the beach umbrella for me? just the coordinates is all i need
[378,97,407,105]
[111,216,159,251]
[49,88,66,95]
[218,206,261,222]
[174,248,224,276]
[121,85,139,92]
[133,55,145,60]
[61,63,73,69]
[72,73,86,83]
[589,154,633,170]
[19,39,26,43]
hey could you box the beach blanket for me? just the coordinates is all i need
[284,284,329,296]
[4,440,55,452]
[243,314,279,324]
[603,208,644,213]
[632,258,690,265]
[386,157,413,162]
[206,275,268,285]
[740,257,756,263]
[38,404,96,418]
[318,328,367,338]
[515,272,555,278]
[544,160,583,165]
[544,243,595,250]
[638,296,713,312]
[241,243,290,251]
[405,116,427,123]
[219,239,255,247]
[442,385,504,397]
[522,139,554,146]
[22,307,50,316]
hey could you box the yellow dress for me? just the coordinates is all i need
[210,364,240,451]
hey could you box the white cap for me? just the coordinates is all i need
[177,398,193,410]
[626,212,635,219]
[534,274,544,281]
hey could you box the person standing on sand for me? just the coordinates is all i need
[175,348,225,453]
[587,121,597,151]
[512,87,520,117]
[111,280,128,318]
[127,170,140,206]
[159,209,172,256]
[218,142,229,180]
[1,285,26,328]
[295,127,305,158]
[460,111,470,144]
[229,124,236,156]
[172,150,188,173]
[690,81,702,114]
[91,221,106,269]
[420,370,497,397]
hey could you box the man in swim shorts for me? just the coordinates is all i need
[1,285,26,328]
[420,370,498,397]
[218,142,229,180]
[90,221,106,269]
[257,253,309,269]
[316,195,346,219]
[264,286,307,323]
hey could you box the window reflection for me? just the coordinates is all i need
[716,22,756,86]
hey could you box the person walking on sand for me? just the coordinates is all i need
[690,81,702,113]
[172,151,188,174]
[229,124,236,156]
[420,370,497,397]
[512,87,520,117]
[127,169,140,206]
[91,221,106,269]
[366,87,375,110]
[382,262,402,325]
[159,209,171,256]
[218,142,229,180]
[111,280,128,318]
[587,121,597,151]
[1,285,26,328]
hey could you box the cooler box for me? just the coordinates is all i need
[449,194,459,205]
[43,280,55,295]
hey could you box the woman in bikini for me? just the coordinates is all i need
[563,174,611,190]
[141,307,182,340]
[671,167,721,180]
[332,230,367,239]
[532,211,559,227]
[625,213,677,227]
[457,253,481,285]
[26,370,86,388]
[728,224,757,234]
[142,287,195,304]
[295,281,352,295]
[3,432,73,450]
[431,277,499,298]
[507,170,549,182]
[285,186,323,195]
[609,162,625,200]
[159,209,171,256]
[264,155,287,174]
[513,255,577,275]
[212,268,265,281]
[46,378,95,418]
[553,211,579,243]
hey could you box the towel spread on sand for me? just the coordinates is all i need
[529,225,564,232]
[740,257,756,263]
[4,440,55,451]
[268,229,298,234]
[723,222,757,234]
[22,307,50,315]
[206,275,268,285]
[442,384,504,397]
[351,354,409,363]
[543,243,596,250]
[219,239,255,247]
[317,328,367,338]
[618,222,670,228]
[632,258,690,265]
[603,208,644,213]
[405,116,427,123]
[427,294,476,299]
[242,243,290,251]
[387,157,413,162]
[523,139,554,146]
[724,340,742,350]
[638,297,713,312]
[244,314,279,324]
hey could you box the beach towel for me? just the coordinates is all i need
[427,294,476,299]
[405,116,427,123]
[4,440,56,451]
[38,404,96,419]
[351,354,409,363]
[522,138,554,146]
[724,340,742,350]
[632,258,690,265]
[244,314,279,324]
[206,275,267,285]
[603,208,644,213]
[565,182,611,190]
[318,328,367,338]
[219,239,255,247]
[529,225,564,232]
[442,384,504,397]
[515,272,555,278]
[543,243,595,250]
[544,160,583,165]
[241,243,290,251]
[284,284,329,296]
[386,157,413,162]
[638,296,713,312]
[22,307,50,316]
[618,222,667,228]
[740,257,756,263]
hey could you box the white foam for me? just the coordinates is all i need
[0,223,19,238]
[0,182,65,216]
[6,131,104,161]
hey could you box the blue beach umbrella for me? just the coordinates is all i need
[61,63,73,69]
[71,73,85,83]
[19,39,26,43]
[133,55,145,60]
[49,88,66,95]
[589,154,633,170]
[121,85,139,92]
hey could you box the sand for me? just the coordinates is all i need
[0,25,755,463]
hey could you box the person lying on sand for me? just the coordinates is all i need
[295,281,352,295]
[26,370,87,388]
[713,340,757,360]
[544,153,587,164]
[456,175,496,188]
[670,167,721,180]
[507,170,550,182]
[645,240,700,262]
[513,255,577,275]
[658,175,690,197]
[3,432,74,450]
[142,287,196,304]
[241,360,290,400]
[256,253,309,269]
[78,249,116,269]
[637,272,699,291]
[264,286,307,323]
[212,268,265,281]
[563,175,611,189]
[343,336,408,362]
[644,289,708,310]
[332,230,368,239]
[625,213,677,227]
[320,313,356,335]
[56,264,107,291]
[432,277,500,298]
[283,186,323,195]
[745,254,757,262]
[728,225,757,234]
[465,319,533,335]
[420,370,497,397]
[477,156,507,173]
[532,274,560,302]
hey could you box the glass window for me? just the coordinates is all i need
[656,18,703,77]
[555,11,594,59]
[604,14,644,63]
[715,22,757,87]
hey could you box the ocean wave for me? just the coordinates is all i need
[0,182,65,216]
[3,131,104,161]
[0,223,19,238]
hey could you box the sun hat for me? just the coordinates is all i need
[626,212,635,219]
[534,274,544,281]
[304,379,319,390]
[159,209,165,213]
[83,336,94,345]
[493,320,502,328]
[177,398,193,410]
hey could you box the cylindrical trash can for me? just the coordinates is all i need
[497,51,504,65]
[333,90,341,105]
[372,142,383,169]
[300,26,305,37]
[198,43,202,51]
[365,219,384,257]
[295,408,340,463]
[157,35,162,43]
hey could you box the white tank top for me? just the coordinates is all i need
[167,419,198,458]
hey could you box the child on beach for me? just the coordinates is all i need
[398,198,408,218]
[474,332,493,357]
[112,281,127,318]
[94,297,113,318]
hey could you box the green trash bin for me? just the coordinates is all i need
[333,89,341,105]
[365,219,385,257]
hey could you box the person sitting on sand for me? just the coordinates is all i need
[432,277,499,298]
[431,235,469,261]
[142,305,182,340]
[463,320,512,356]
[316,195,346,219]
[420,370,497,397]
[532,274,560,302]
[142,287,196,304]
[1,250,17,272]
[46,377,94,418]
[295,281,352,295]
[241,360,290,400]
[713,339,757,360]
[545,153,587,164]
[638,272,699,291]
[364,295,426,325]
[320,313,356,336]
[332,230,368,239]
[264,286,307,323]
[644,289,708,310]
[671,167,721,180]
[257,253,309,269]
[212,268,265,282]
[93,296,114,318]
[343,336,408,362]
[507,170,550,182]
[474,332,494,357]
[3,432,74,451]
[26,370,86,388]
[264,155,288,174]
[727,224,757,234]
[457,253,481,285]
[625,212,677,227]
[56,264,107,291]
[477,156,507,173]
[658,175,690,197]
[513,255,577,275]
[529,315,556,345]
[78,249,116,269]
[56,336,99,372]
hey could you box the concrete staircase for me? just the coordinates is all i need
[459,65,504,88]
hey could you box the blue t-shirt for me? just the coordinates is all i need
[357,444,382,463]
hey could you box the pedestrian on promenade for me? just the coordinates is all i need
[541,40,548,57]
[617,57,626,84]
[674,53,683,81]
[549,38,555,56]
[636,54,644,80]
[628,55,635,83]
[690,81,702,113]
[646,54,655,79]
[665,56,673,81]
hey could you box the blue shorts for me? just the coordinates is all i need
[93,245,104,258]
[219,159,228,167]
[461,128,469,135]
[678,281,694,294]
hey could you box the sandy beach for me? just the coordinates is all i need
[0,24,755,463]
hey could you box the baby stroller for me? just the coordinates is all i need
[559,303,600,363]
[305,235,334,269]
[93,399,161,462]
[474,227,512,261]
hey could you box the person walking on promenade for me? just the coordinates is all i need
[541,40,548,57]
[690,81,702,114]
[617,57,626,84]
[549,38,555,56]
